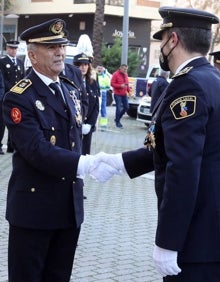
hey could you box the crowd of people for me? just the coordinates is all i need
[0,5,220,282]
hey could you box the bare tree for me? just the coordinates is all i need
[174,0,220,58]
[92,0,105,67]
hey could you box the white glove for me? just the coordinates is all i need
[90,161,121,182]
[82,123,92,135]
[153,245,181,277]
[77,154,95,179]
[94,152,126,174]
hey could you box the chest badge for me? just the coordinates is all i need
[35,100,45,111]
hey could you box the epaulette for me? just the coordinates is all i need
[10,79,32,94]
[59,75,81,91]
[171,66,193,79]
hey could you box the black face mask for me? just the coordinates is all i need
[159,36,177,71]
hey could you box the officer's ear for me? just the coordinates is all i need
[27,50,37,65]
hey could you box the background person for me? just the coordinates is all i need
[94,7,220,282]
[0,40,25,153]
[0,70,5,154]
[111,64,130,128]
[73,53,100,155]
[148,69,170,112]
[96,65,111,130]
[2,18,114,282]
[209,50,220,72]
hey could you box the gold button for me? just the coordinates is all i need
[31,187,35,192]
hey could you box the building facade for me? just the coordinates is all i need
[2,0,162,77]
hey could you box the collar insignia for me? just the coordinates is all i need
[172,66,193,79]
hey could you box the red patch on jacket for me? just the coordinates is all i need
[11,108,22,124]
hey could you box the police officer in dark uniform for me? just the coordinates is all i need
[2,18,113,282]
[209,51,220,72]
[149,69,170,112]
[94,7,220,282]
[0,40,25,152]
[73,53,100,155]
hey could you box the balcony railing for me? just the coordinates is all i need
[74,0,123,6]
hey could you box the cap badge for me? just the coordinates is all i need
[50,21,64,35]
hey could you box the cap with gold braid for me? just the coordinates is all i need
[153,6,219,40]
[74,53,91,64]
[20,18,69,44]
[209,51,220,64]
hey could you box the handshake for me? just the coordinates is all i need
[77,152,126,182]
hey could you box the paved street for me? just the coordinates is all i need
[0,106,162,282]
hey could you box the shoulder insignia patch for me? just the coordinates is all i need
[10,79,32,94]
[172,66,193,79]
[170,95,196,120]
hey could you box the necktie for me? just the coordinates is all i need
[12,58,16,65]
[49,82,67,109]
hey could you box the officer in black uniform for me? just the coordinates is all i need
[0,69,5,154]
[2,18,114,282]
[73,53,100,155]
[94,7,220,282]
[209,51,220,72]
[0,40,25,152]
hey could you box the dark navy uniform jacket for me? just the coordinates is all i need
[149,75,169,112]
[122,57,220,264]
[3,69,84,229]
[0,55,25,92]
[84,78,100,132]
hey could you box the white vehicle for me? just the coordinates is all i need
[136,95,152,126]
[146,64,160,93]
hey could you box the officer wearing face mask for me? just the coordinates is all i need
[92,6,220,282]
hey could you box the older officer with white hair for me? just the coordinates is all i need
[3,18,116,282]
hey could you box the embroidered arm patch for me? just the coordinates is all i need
[170,95,196,120]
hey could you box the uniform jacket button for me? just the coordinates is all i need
[31,187,35,192]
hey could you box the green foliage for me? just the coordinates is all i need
[101,38,141,77]
[0,0,12,11]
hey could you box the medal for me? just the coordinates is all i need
[69,90,82,126]
[144,121,156,150]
